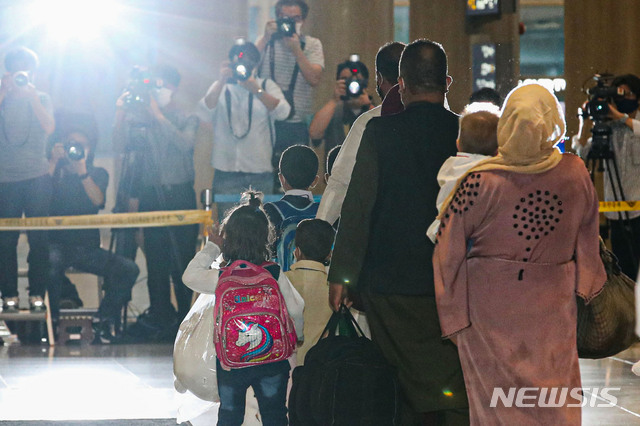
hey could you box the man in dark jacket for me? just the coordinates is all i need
[328,39,469,425]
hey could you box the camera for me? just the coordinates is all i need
[276,16,296,37]
[13,71,29,87]
[228,39,257,82]
[341,54,367,100]
[581,74,624,160]
[122,66,160,110]
[65,141,85,161]
[584,74,622,122]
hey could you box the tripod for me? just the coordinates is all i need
[585,129,639,275]
[110,119,191,334]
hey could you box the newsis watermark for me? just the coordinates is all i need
[490,387,620,408]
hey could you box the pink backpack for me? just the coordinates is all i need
[214,260,297,369]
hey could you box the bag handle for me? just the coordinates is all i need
[221,260,268,275]
[319,304,365,341]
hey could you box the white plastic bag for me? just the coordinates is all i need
[173,293,219,402]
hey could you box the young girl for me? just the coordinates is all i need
[182,191,304,426]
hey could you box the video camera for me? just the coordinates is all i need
[341,54,367,100]
[581,74,624,159]
[122,66,161,110]
[275,16,296,38]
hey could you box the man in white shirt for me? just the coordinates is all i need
[316,42,405,225]
[573,73,640,280]
[201,40,291,220]
[256,0,324,191]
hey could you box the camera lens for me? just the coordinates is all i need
[348,80,361,96]
[13,72,29,87]
[234,64,248,80]
[65,142,85,161]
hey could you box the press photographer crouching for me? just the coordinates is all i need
[309,55,374,154]
[48,113,139,344]
[201,39,291,220]
[572,73,640,280]
[113,65,200,342]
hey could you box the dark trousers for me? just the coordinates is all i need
[610,216,640,281]
[139,183,197,322]
[362,292,469,426]
[0,174,52,298]
[48,243,139,322]
[216,359,289,426]
[273,121,309,192]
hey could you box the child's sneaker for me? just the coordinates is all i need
[29,296,46,312]
[2,297,19,312]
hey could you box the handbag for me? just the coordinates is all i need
[576,237,638,359]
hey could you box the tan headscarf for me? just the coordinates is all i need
[438,84,565,219]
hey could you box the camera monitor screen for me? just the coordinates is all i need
[467,0,500,16]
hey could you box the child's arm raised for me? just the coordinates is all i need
[182,241,222,294]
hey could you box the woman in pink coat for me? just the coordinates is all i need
[433,84,606,425]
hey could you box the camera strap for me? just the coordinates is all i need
[225,87,253,140]
[261,79,275,148]
[267,38,306,120]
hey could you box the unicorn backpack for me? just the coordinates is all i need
[213,260,297,369]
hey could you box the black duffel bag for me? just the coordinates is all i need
[289,305,399,426]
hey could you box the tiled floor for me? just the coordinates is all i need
[0,344,179,422]
[0,341,639,424]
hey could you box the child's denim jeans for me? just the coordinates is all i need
[216,358,289,426]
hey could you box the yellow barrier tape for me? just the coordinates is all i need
[599,201,640,213]
[0,210,213,231]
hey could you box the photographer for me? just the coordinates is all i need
[0,47,55,312]
[201,40,291,220]
[309,57,374,153]
[256,0,324,189]
[113,64,199,342]
[572,74,640,280]
[48,114,139,343]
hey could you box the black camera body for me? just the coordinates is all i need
[64,142,85,161]
[228,40,257,83]
[123,67,158,110]
[585,77,622,122]
[340,54,367,100]
[276,16,296,37]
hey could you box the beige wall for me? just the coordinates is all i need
[409,1,520,113]
[565,0,640,136]
[306,0,395,110]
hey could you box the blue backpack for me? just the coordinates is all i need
[270,199,319,272]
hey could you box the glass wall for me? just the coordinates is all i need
[519,1,565,103]
[394,1,410,43]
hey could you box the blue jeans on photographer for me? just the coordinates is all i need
[216,358,289,426]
